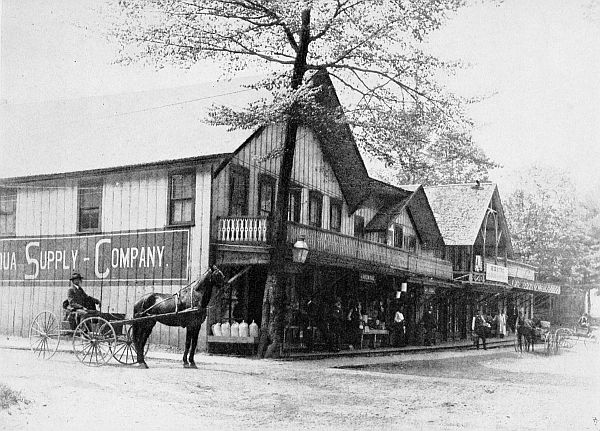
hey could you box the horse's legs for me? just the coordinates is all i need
[183,330,192,367]
[188,325,200,368]
[133,322,155,368]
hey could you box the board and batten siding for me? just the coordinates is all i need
[213,124,360,234]
[0,163,214,349]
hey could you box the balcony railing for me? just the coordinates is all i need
[215,217,453,280]
[217,217,269,243]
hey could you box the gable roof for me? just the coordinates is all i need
[423,182,513,253]
[214,70,371,210]
[366,179,444,247]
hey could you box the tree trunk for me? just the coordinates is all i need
[257,9,311,358]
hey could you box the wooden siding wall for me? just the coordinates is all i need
[0,164,213,349]
[213,124,379,235]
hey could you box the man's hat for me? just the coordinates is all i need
[69,272,83,281]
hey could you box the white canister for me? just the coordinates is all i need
[212,322,222,337]
[221,321,231,337]
[239,320,249,337]
[249,320,259,338]
[230,321,240,337]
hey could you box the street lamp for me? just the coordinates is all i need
[292,236,309,264]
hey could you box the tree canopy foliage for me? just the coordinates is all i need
[110,1,494,174]
[504,165,600,286]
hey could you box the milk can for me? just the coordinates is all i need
[221,321,231,337]
[249,320,259,338]
[212,322,222,337]
[230,321,240,337]
[239,320,249,337]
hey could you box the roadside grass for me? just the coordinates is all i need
[0,384,29,410]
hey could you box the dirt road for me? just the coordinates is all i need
[1,342,599,430]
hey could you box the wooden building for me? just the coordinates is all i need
[0,73,453,352]
[423,182,561,339]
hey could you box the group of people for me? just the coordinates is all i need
[472,309,509,350]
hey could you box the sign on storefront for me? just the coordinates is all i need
[0,229,189,283]
[359,273,376,284]
[485,263,508,283]
[509,278,561,295]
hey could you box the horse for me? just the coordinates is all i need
[516,317,540,353]
[131,265,225,368]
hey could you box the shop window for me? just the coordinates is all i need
[229,165,249,216]
[0,188,17,236]
[308,190,322,228]
[288,185,301,223]
[78,179,102,232]
[257,174,276,218]
[377,231,388,244]
[330,198,342,232]
[354,215,365,238]
[168,170,195,225]
[393,224,403,248]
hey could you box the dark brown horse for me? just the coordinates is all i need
[132,265,225,368]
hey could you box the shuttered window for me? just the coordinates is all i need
[169,170,195,225]
[354,215,365,238]
[229,165,249,216]
[308,191,322,228]
[258,174,276,218]
[330,199,342,232]
[287,186,302,223]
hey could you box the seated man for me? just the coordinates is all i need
[578,313,590,335]
[65,272,101,329]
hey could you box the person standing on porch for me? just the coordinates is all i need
[422,306,437,346]
[392,306,406,347]
[495,308,507,339]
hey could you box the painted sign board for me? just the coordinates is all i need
[509,278,561,295]
[0,229,189,283]
[485,263,509,284]
[359,273,376,284]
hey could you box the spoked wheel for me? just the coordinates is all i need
[556,328,574,350]
[73,317,116,366]
[112,326,149,365]
[29,311,61,359]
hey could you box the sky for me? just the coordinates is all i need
[1,0,599,197]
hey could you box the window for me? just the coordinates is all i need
[258,174,276,218]
[288,186,301,223]
[406,235,417,252]
[393,224,404,248]
[330,199,342,232]
[229,165,249,216]
[78,179,102,232]
[354,215,365,238]
[308,191,322,228]
[0,188,17,236]
[168,170,195,225]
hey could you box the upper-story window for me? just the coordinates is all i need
[288,185,302,223]
[258,174,276,218]
[393,224,404,248]
[330,198,342,232]
[308,190,322,228]
[406,235,417,252]
[229,165,249,216]
[78,179,102,232]
[0,188,17,236]
[354,215,365,238]
[168,170,195,225]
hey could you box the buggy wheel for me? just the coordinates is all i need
[73,317,116,366]
[112,326,149,364]
[556,328,574,349]
[584,334,597,349]
[29,311,61,360]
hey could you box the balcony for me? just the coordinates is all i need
[215,217,453,280]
